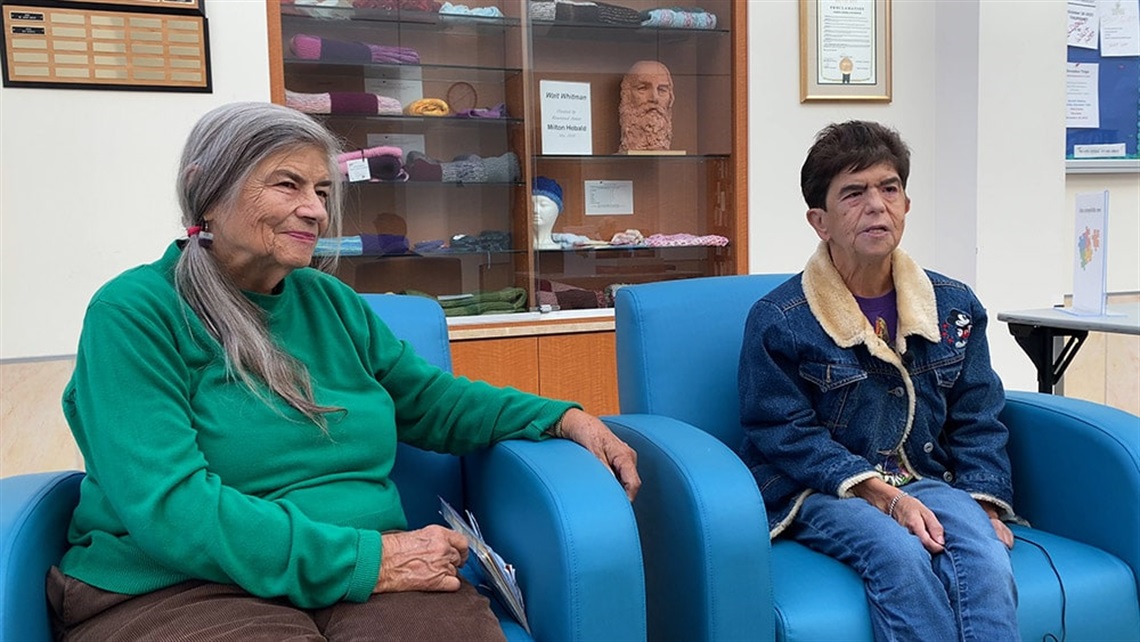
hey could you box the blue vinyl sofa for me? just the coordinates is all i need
[0,293,647,642]
[604,274,1140,642]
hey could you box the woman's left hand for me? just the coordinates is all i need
[980,501,1014,549]
[555,408,641,501]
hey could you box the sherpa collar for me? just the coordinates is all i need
[802,241,942,360]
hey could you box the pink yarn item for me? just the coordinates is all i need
[336,145,404,174]
[290,33,323,60]
[285,89,403,115]
[644,233,730,248]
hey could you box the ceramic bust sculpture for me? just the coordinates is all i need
[618,60,675,153]
[532,176,563,250]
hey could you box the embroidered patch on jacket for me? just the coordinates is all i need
[941,310,972,348]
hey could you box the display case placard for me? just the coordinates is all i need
[2,3,211,91]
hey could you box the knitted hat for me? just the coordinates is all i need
[533,176,563,212]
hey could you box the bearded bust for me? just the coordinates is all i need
[618,60,674,153]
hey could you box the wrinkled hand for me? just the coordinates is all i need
[979,501,1014,550]
[853,478,944,555]
[556,408,641,501]
[889,494,946,555]
[374,525,469,593]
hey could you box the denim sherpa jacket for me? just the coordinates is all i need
[739,242,1014,538]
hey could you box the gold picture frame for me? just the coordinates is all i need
[800,0,892,102]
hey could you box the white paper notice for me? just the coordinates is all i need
[1071,190,1109,315]
[816,0,877,85]
[364,68,424,107]
[1066,63,1100,128]
[540,80,593,155]
[1074,142,1127,157]
[584,180,634,216]
[1099,0,1140,56]
[1068,0,1099,48]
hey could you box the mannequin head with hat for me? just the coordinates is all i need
[532,176,563,250]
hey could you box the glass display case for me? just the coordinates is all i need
[268,0,745,313]
[267,0,746,412]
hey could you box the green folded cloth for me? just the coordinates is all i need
[408,287,528,317]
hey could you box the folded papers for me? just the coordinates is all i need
[439,498,530,634]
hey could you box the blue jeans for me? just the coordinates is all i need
[793,478,1018,642]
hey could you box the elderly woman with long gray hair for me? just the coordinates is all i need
[47,101,640,642]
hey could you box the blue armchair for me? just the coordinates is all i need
[0,293,646,642]
[605,274,1140,642]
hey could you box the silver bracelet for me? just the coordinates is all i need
[887,491,909,519]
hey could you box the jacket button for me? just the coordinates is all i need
[923,442,934,453]
[888,387,904,397]
[943,472,954,482]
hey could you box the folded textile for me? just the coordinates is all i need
[413,239,447,253]
[538,279,607,310]
[609,228,646,246]
[405,98,450,116]
[530,0,555,21]
[640,7,717,29]
[552,232,607,248]
[405,151,443,181]
[314,235,363,256]
[286,89,403,115]
[352,0,441,11]
[450,230,511,252]
[644,233,729,247]
[440,2,504,17]
[289,34,420,64]
[290,0,352,19]
[337,145,405,179]
[360,233,410,255]
[453,103,508,119]
[406,151,520,183]
[554,0,597,22]
[409,287,528,316]
[596,1,642,24]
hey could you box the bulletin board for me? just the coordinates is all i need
[1066,0,1140,172]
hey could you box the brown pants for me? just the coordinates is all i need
[46,567,506,642]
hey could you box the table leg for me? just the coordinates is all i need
[1006,323,1088,394]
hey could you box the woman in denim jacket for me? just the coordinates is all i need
[738,121,1018,642]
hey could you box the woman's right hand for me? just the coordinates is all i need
[374,525,469,593]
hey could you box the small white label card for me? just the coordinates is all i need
[1071,190,1109,315]
[584,180,634,215]
[1074,143,1127,158]
[346,157,371,182]
[364,67,424,107]
[540,80,593,155]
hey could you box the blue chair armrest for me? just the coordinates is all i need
[463,439,646,642]
[1002,390,1140,601]
[601,414,773,642]
[1,471,84,642]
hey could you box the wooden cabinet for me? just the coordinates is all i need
[265,0,746,405]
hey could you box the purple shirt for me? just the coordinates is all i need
[855,289,898,344]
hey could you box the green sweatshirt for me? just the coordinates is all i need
[59,242,574,608]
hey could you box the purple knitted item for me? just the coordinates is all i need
[290,33,420,64]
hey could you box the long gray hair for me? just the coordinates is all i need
[174,102,344,428]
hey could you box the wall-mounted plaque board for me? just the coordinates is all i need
[83,0,203,13]
[1,2,211,91]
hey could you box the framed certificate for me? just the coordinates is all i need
[799,0,891,102]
